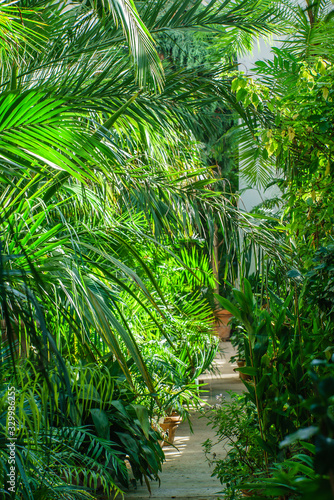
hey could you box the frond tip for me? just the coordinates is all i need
[100,0,164,89]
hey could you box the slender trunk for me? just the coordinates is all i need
[212,222,220,305]
[329,469,334,499]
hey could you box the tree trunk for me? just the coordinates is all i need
[212,222,220,305]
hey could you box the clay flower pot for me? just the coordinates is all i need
[236,360,252,381]
[159,412,182,446]
[214,309,233,341]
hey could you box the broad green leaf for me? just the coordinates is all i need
[133,404,150,438]
[91,408,110,440]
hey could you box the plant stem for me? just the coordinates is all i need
[248,331,268,470]
[212,221,220,305]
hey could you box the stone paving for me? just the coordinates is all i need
[124,342,244,500]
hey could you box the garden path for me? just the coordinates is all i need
[124,342,244,500]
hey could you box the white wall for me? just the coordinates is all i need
[238,37,281,213]
[238,37,276,75]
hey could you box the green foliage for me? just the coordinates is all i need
[0,358,165,498]
[216,280,312,456]
[0,0,292,496]
[117,239,219,418]
[157,25,238,184]
[0,360,124,499]
[157,30,224,71]
[243,361,334,499]
[211,272,334,499]
[231,0,334,266]
[242,447,326,500]
[305,245,334,321]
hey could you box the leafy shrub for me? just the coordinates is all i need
[203,392,265,500]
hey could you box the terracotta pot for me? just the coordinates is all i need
[241,489,253,497]
[214,309,233,340]
[159,412,181,446]
[236,360,252,381]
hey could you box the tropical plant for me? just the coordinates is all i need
[0,353,166,498]
[0,356,124,499]
[0,0,286,380]
[216,280,315,460]
[230,0,334,264]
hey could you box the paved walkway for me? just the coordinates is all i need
[124,342,244,500]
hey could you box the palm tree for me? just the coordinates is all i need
[0,0,287,377]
